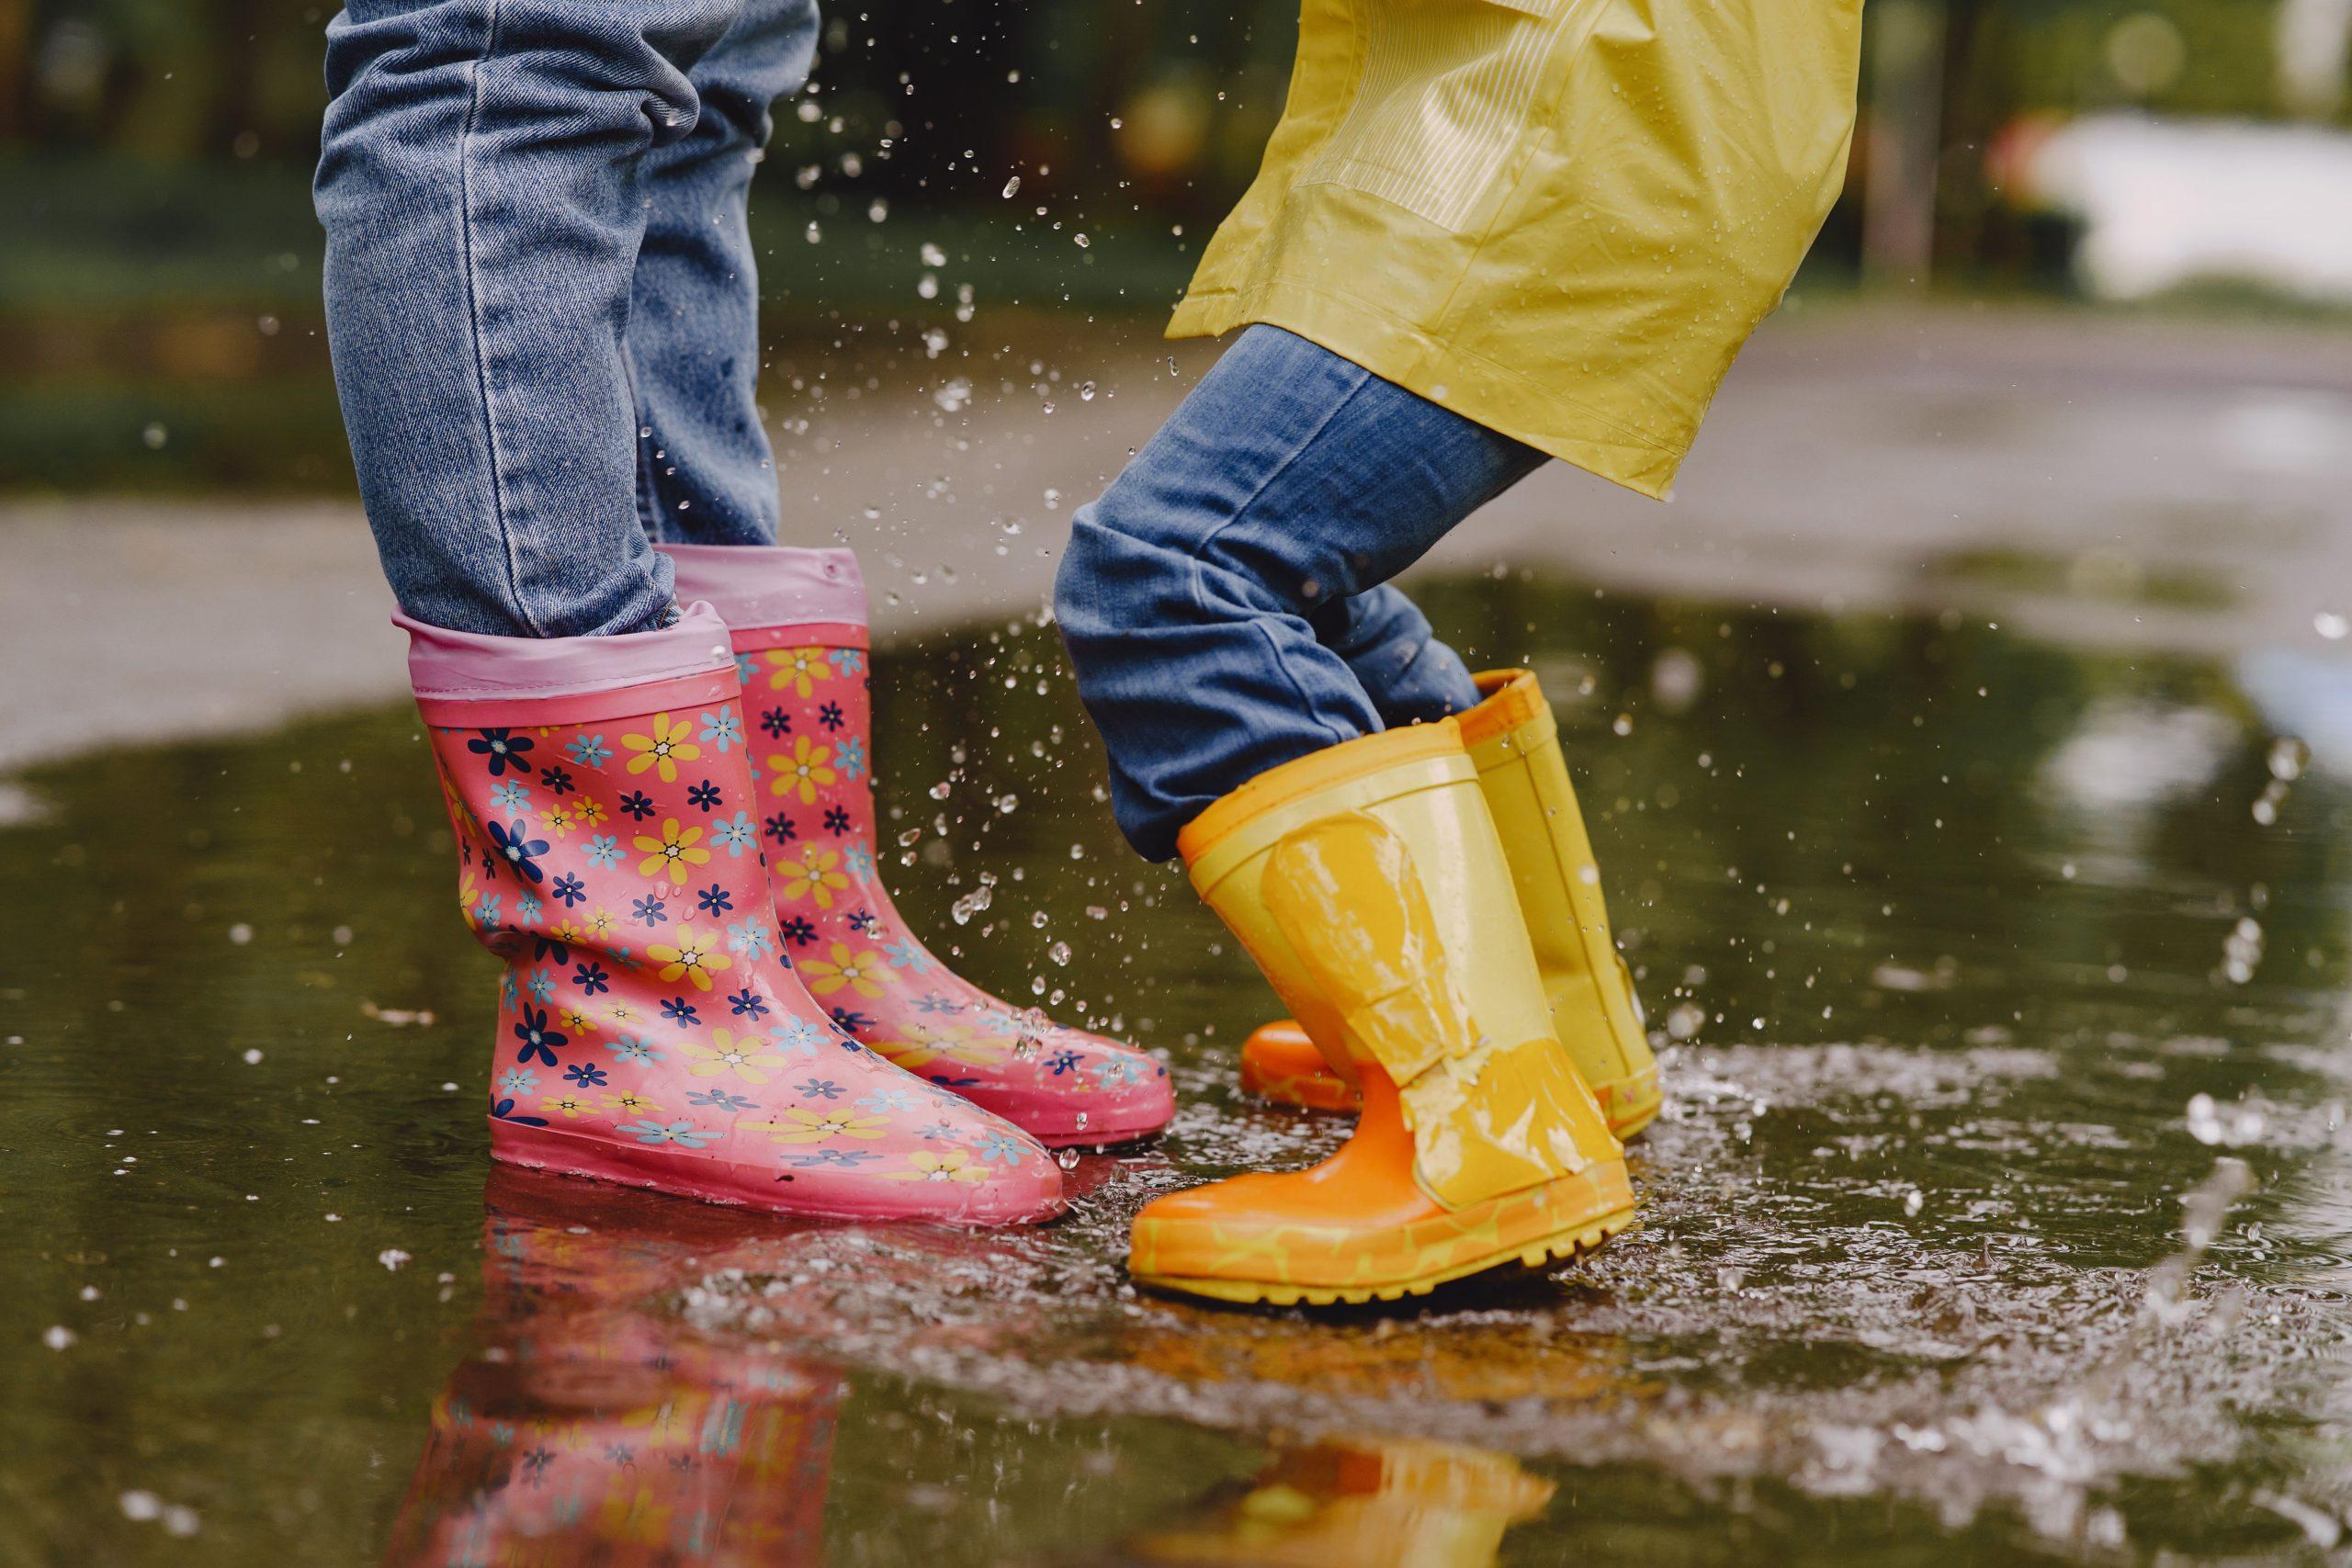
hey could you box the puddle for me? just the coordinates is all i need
[7,575,2352,1563]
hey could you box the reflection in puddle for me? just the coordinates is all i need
[388,1172,842,1565]
[1125,1436,1555,1567]
[391,1169,1569,1568]
[8,573,2352,1562]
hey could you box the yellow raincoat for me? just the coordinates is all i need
[1170,0,1865,498]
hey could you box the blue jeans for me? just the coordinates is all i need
[1055,326,1548,861]
[315,0,815,638]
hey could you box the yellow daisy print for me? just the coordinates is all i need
[621,713,701,783]
[634,818,711,886]
[775,846,850,908]
[644,923,731,991]
[888,1149,989,1184]
[601,1089,662,1117]
[799,942,899,998]
[743,1108,892,1144]
[764,646,833,698]
[872,1023,1006,1071]
[544,804,576,837]
[539,1092,597,1120]
[767,735,836,804]
[678,1027,790,1085]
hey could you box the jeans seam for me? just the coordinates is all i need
[1185,352,1378,747]
[620,344,663,542]
[456,0,544,636]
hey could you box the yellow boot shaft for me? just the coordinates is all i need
[1462,671,1662,1134]
[1136,722,1632,1303]
[1237,672,1663,1137]
[1182,726,1552,1090]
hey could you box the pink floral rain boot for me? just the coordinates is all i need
[659,545,1175,1148]
[401,601,1064,1224]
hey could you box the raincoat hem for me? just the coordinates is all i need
[1169,279,1682,502]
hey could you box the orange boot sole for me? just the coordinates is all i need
[1132,1067,1635,1306]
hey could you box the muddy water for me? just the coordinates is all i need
[6,575,2352,1564]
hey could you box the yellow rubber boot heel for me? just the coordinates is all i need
[1238,1020,1363,1113]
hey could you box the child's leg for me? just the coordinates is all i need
[1054,325,1546,860]
[315,0,746,638]
[1311,583,1486,729]
[626,0,818,546]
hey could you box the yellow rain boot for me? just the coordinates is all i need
[1130,723,1634,1305]
[1239,671,1663,1137]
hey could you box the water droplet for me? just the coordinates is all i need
[1001,175,1022,198]
[949,883,993,924]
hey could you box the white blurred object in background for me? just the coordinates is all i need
[2277,0,2352,119]
[2010,113,2352,305]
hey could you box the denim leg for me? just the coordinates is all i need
[1056,325,1547,861]
[1311,584,1485,728]
[628,0,818,546]
[316,0,745,637]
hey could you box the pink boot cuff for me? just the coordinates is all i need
[656,544,868,632]
[396,602,741,724]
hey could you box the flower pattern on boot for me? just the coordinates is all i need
[734,623,1173,1146]
[419,645,1065,1224]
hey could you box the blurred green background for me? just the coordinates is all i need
[0,0,2341,493]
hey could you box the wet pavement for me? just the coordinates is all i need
[9,572,2352,1562]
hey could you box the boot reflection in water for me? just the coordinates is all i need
[1127,1435,1555,1568]
[386,1170,841,1566]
